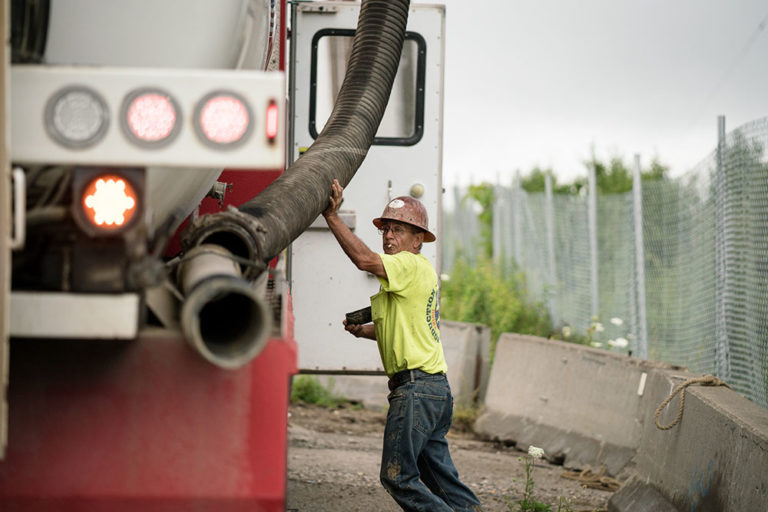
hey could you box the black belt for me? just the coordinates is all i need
[388,369,445,391]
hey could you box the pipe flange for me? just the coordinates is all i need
[180,206,267,279]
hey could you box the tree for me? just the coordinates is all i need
[517,155,669,196]
[520,167,584,195]
[586,155,669,194]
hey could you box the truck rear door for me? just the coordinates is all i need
[289,1,445,373]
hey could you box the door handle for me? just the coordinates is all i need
[10,167,25,250]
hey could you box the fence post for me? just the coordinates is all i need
[714,115,731,380]
[453,184,471,264]
[588,162,599,320]
[512,171,523,265]
[633,154,648,359]
[544,174,558,324]
[493,177,503,264]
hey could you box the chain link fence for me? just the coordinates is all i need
[443,116,768,408]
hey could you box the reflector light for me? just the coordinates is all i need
[81,175,138,229]
[266,100,279,142]
[194,91,253,148]
[45,86,109,148]
[121,89,180,147]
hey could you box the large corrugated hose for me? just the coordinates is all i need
[182,0,411,274]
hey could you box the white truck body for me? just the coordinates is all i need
[288,2,445,373]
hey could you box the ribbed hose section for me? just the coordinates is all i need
[238,0,410,264]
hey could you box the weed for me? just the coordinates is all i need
[290,375,350,408]
[506,447,586,512]
[451,404,479,433]
[506,446,552,512]
[550,315,633,355]
[440,257,551,361]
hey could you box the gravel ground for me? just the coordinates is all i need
[287,403,615,512]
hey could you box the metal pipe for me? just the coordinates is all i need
[588,162,599,320]
[632,154,648,359]
[177,244,272,369]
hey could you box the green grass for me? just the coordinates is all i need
[290,375,350,408]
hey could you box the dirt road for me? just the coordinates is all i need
[287,403,614,512]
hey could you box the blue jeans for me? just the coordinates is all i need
[381,370,483,511]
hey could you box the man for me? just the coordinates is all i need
[322,179,483,512]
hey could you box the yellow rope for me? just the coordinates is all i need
[561,466,621,491]
[654,375,732,430]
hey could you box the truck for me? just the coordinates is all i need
[0,0,444,509]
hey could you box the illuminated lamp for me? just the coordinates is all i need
[193,90,253,148]
[71,168,144,237]
[120,88,181,147]
[266,99,279,144]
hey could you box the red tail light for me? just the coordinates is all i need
[194,91,253,147]
[266,100,279,143]
[121,89,181,147]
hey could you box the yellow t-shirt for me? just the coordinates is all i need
[370,251,447,378]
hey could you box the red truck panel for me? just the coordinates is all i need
[0,305,297,511]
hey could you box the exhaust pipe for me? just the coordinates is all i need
[177,244,272,369]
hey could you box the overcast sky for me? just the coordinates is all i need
[439,0,768,188]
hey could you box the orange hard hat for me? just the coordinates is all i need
[372,196,436,242]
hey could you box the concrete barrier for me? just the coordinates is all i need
[440,320,491,407]
[476,333,768,512]
[316,374,389,409]
[614,367,768,512]
[607,476,678,512]
[475,333,670,475]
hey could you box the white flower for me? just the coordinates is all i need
[528,446,545,459]
[613,337,629,348]
[440,273,450,282]
[593,322,605,333]
[562,326,571,338]
[591,341,603,348]
[610,317,624,326]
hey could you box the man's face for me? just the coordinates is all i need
[379,220,424,255]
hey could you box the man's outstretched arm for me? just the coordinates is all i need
[322,179,387,279]
[343,319,377,340]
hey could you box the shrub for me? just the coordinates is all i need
[441,257,551,359]
[290,375,348,408]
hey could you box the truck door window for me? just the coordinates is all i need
[310,30,426,146]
